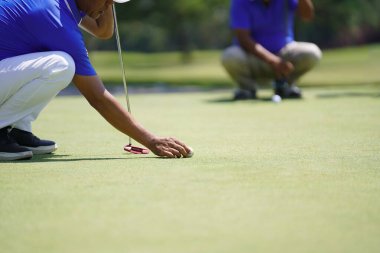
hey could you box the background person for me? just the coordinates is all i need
[222,0,322,100]
[0,0,192,161]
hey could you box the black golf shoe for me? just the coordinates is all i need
[233,89,257,100]
[0,127,33,161]
[8,128,57,155]
[274,80,302,99]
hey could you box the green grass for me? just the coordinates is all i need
[1,85,380,253]
[91,44,380,87]
[91,50,228,86]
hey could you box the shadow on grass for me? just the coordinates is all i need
[208,90,380,103]
[316,92,380,99]
[206,96,304,103]
[1,154,189,164]
[1,154,159,164]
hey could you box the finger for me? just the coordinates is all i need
[160,150,175,158]
[172,139,191,157]
[170,141,188,157]
[168,147,182,158]
[173,138,190,150]
[286,62,295,72]
[158,144,180,158]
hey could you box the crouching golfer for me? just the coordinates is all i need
[222,0,322,100]
[0,0,192,161]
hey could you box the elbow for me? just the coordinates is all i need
[86,90,115,114]
[87,96,104,111]
[96,30,114,40]
[86,91,107,111]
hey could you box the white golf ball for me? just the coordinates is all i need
[272,94,282,103]
[186,147,194,158]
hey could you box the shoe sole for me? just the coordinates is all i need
[0,151,33,161]
[20,144,58,155]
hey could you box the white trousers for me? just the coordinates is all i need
[221,42,322,90]
[0,51,75,132]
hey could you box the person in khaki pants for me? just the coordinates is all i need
[222,0,322,100]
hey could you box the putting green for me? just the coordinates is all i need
[1,85,379,253]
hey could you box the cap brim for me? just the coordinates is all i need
[114,0,130,3]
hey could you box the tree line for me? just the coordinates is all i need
[84,0,380,53]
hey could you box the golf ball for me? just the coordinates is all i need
[272,94,282,103]
[186,147,194,158]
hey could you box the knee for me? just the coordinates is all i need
[221,46,247,72]
[52,51,76,85]
[42,51,76,88]
[304,44,322,67]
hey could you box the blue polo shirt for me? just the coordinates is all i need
[230,0,298,53]
[0,0,96,76]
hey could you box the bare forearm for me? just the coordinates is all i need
[91,95,192,158]
[236,29,280,66]
[235,29,294,78]
[91,91,155,148]
[246,40,279,65]
[73,75,192,158]
[73,75,155,148]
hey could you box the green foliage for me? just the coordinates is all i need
[97,0,380,53]
[106,0,230,52]
[295,0,380,47]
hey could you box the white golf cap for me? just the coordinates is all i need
[114,0,130,3]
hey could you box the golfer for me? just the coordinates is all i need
[0,0,192,161]
[222,0,322,100]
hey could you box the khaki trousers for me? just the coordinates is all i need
[221,42,322,90]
